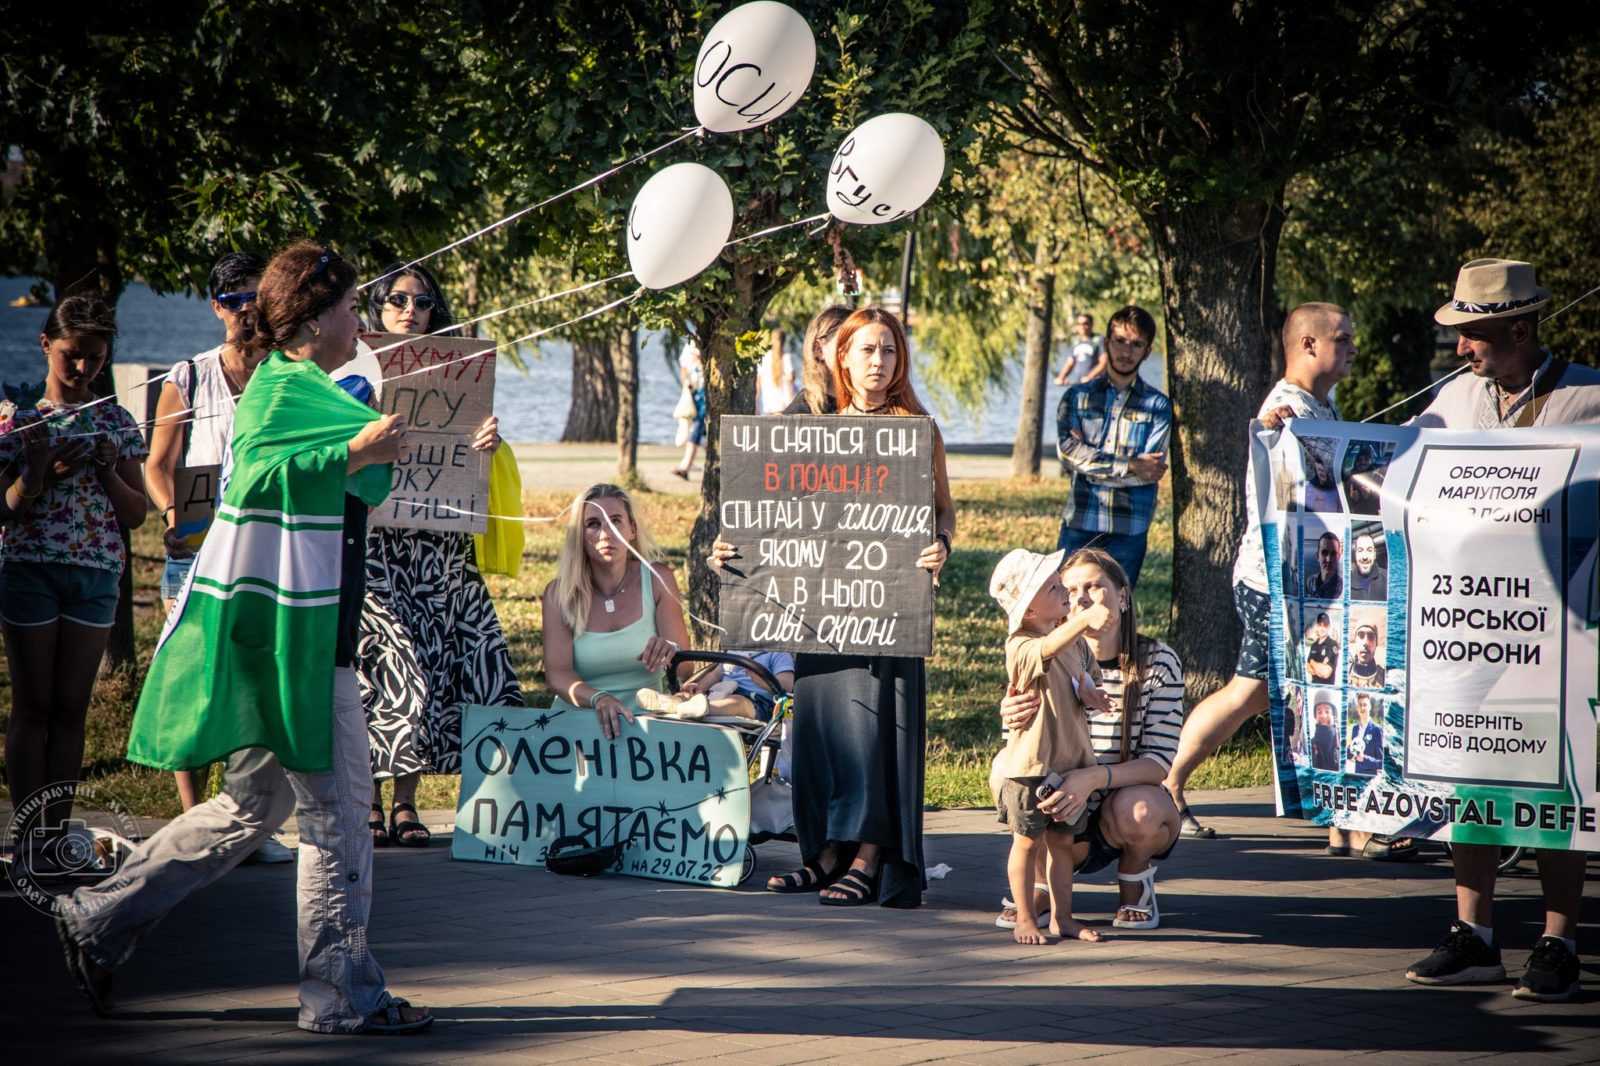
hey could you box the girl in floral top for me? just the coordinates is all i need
[0,294,148,870]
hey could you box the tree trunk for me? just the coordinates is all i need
[688,265,765,646]
[1149,194,1284,700]
[560,338,618,442]
[1011,238,1055,478]
[613,325,640,487]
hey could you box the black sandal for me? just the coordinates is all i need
[389,803,431,848]
[1177,805,1216,839]
[819,865,881,907]
[766,859,842,894]
[370,804,390,848]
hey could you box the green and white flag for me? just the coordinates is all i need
[127,351,390,773]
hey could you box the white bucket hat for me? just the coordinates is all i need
[1434,258,1551,327]
[989,548,1065,635]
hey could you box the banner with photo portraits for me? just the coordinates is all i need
[1250,418,1600,851]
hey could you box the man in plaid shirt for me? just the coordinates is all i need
[1055,305,1172,587]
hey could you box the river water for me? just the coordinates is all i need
[0,276,1164,445]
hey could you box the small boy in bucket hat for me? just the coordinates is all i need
[989,548,1110,945]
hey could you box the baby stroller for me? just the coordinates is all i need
[666,650,796,885]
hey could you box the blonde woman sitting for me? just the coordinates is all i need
[542,484,694,739]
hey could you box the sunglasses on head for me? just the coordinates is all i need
[384,292,437,312]
[215,290,256,312]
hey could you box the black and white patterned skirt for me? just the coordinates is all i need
[357,528,524,777]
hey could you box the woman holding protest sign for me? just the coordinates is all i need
[542,483,695,739]
[357,262,522,849]
[995,548,1183,931]
[715,307,955,908]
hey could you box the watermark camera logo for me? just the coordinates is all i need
[4,781,141,917]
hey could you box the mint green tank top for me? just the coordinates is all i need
[558,565,663,716]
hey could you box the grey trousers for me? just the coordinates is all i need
[64,668,390,1033]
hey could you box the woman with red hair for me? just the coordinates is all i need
[753,307,956,907]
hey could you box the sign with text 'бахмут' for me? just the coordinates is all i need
[363,331,495,534]
[717,414,935,658]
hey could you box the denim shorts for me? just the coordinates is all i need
[0,559,120,628]
[1232,581,1272,680]
[161,554,196,601]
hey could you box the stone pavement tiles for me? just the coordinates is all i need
[6,788,1597,1065]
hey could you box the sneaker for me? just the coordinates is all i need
[1513,936,1581,1002]
[253,836,296,864]
[1406,920,1506,985]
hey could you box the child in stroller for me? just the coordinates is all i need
[645,650,798,881]
[637,650,793,725]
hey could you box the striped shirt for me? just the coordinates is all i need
[1085,638,1185,813]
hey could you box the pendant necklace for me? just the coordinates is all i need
[598,568,628,614]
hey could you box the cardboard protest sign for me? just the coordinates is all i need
[1254,419,1600,850]
[362,332,496,534]
[716,414,936,658]
[171,463,221,551]
[452,703,751,888]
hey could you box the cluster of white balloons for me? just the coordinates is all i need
[627,1,946,291]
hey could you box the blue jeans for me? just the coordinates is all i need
[1055,525,1150,589]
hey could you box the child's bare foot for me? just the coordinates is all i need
[1013,921,1051,946]
[1051,918,1102,943]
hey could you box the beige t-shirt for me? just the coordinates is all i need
[995,630,1099,779]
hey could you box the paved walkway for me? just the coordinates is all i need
[509,442,1052,495]
[7,788,1597,1065]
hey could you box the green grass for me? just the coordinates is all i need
[0,478,1268,818]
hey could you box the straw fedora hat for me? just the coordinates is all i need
[1434,258,1551,327]
[989,548,1064,635]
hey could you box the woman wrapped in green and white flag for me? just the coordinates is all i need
[56,241,435,1035]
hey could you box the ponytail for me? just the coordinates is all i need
[242,241,359,360]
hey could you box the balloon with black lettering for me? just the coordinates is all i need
[693,1,816,134]
[626,163,735,290]
[826,113,946,226]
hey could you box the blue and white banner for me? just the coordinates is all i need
[1253,419,1600,851]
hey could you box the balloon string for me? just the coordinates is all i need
[379,289,645,387]
[2,206,826,445]
[384,496,726,634]
[52,411,228,440]
[361,128,705,291]
[1361,281,1600,423]
[1360,364,1469,424]
[0,355,224,443]
[362,271,637,359]
[723,212,830,249]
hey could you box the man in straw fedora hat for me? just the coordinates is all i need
[1404,257,1594,1001]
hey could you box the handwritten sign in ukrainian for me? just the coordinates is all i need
[717,414,936,657]
[172,463,221,551]
[452,704,751,888]
[363,331,495,534]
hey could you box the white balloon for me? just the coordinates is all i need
[826,113,946,226]
[693,1,816,134]
[627,163,735,290]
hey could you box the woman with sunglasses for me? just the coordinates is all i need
[145,254,292,862]
[358,263,523,848]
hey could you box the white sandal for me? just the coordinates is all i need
[996,881,1050,929]
[1112,866,1160,930]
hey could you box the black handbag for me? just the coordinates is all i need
[544,835,623,877]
